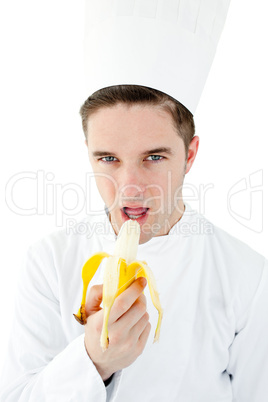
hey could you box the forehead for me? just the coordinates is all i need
[86,103,179,146]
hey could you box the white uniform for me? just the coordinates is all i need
[1,203,268,401]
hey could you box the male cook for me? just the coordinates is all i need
[1,1,268,401]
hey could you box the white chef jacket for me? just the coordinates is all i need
[1,203,268,401]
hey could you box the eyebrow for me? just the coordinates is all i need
[92,151,116,157]
[92,147,173,158]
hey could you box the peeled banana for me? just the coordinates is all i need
[74,219,163,351]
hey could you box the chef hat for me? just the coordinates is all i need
[84,0,231,114]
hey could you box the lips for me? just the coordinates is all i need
[122,207,149,220]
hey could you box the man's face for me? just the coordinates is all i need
[85,103,199,244]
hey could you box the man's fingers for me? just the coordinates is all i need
[112,295,147,334]
[109,277,147,323]
[84,277,147,324]
[137,321,151,354]
[85,284,103,317]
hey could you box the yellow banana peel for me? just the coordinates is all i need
[74,219,163,351]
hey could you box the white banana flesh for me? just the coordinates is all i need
[74,219,163,351]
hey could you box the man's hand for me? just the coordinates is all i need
[84,277,151,381]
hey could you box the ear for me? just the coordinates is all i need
[185,136,199,174]
[84,139,88,147]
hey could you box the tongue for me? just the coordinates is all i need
[124,207,148,216]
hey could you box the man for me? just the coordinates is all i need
[81,85,198,381]
[1,84,268,402]
[2,1,268,401]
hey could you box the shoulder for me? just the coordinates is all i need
[183,204,266,270]
[180,203,266,285]
[205,215,265,272]
[186,206,267,308]
[183,205,268,322]
[25,212,114,271]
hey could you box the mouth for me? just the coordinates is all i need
[121,206,149,222]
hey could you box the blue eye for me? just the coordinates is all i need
[100,156,117,163]
[146,155,164,161]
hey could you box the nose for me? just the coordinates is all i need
[119,165,146,199]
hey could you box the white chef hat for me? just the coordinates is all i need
[84,0,231,114]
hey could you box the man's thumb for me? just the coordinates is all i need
[85,284,103,316]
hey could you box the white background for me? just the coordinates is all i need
[0,0,267,374]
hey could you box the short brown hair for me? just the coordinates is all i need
[79,85,195,155]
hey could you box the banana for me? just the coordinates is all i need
[74,219,163,351]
